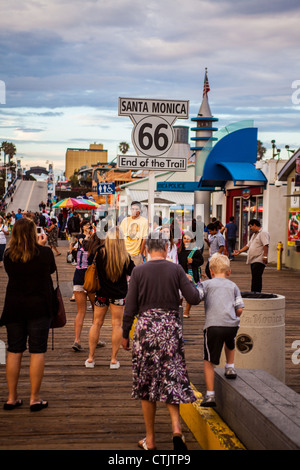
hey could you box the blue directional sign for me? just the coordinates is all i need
[97,182,115,195]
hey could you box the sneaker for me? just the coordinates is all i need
[96,340,106,348]
[110,361,120,369]
[72,342,84,352]
[85,359,95,368]
[224,367,237,379]
[200,394,216,407]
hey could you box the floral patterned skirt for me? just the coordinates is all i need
[131,309,196,404]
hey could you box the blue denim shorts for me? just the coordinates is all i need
[5,316,52,354]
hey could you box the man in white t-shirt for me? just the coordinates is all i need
[234,218,270,293]
[120,201,149,266]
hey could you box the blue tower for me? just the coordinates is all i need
[191,68,218,223]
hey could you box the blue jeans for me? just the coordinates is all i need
[227,238,236,260]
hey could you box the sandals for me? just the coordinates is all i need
[138,434,187,451]
[3,399,23,410]
[173,433,188,451]
[4,399,49,412]
[30,400,48,412]
[138,438,156,450]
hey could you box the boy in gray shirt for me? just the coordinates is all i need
[197,253,244,407]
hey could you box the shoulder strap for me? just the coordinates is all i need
[187,247,197,259]
[55,267,59,287]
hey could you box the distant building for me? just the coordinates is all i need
[65,143,108,179]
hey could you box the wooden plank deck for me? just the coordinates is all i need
[0,241,299,450]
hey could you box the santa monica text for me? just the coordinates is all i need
[119,98,189,118]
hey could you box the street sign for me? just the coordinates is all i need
[118,97,189,158]
[97,182,115,195]
[117,155,187,171]
[118,96,189,228]
[156,181,199,192]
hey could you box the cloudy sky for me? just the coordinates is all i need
[0,0,300,174]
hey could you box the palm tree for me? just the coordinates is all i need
[257,140,266,161]
[118,142,130,154]
[1,141,17,189]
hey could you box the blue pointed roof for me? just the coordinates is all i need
[198,126,267,189]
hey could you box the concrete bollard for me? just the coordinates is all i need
[218,292,285,382]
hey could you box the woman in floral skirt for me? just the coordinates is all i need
[122,232,200,451]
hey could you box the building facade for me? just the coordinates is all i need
[278,150,300,270]
[211,158,288,264]
[65,143,108,179]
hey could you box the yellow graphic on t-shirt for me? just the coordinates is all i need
[120,216,149,257]
[128,222,140,240]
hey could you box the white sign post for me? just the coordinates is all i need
[118,97,189,228]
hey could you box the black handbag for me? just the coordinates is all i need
[51,268,66,349]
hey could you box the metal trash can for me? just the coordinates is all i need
[218,292,285,382]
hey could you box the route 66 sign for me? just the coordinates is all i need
[118,97,189,158]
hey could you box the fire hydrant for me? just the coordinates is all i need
[277,241,283,270]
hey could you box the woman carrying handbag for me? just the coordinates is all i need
[85,226,135,369]
[0,218,57,411]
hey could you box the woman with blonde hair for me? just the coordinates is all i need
[85,226,135,369]
[0,218,56,411]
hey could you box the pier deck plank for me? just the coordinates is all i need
[0,242,299,450]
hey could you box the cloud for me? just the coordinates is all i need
[0,0,298,110]
[0,0,299,168]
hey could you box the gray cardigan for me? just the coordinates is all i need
[122,259,200,338]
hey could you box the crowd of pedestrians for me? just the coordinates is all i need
[0,183,17,212]
[0,200,271,451]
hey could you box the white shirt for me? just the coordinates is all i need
[246,228,270,264]
[0,224,9,244]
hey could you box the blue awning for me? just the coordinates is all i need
[217,162,267,185]
[198,127,268,189]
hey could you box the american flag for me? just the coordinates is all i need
[203,68,210,97]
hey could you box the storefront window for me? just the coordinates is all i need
[233,194,264,248]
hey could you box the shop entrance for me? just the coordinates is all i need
[233,195,263,249]
[227,187,264,250]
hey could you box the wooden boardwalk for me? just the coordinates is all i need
[0,241,299,450]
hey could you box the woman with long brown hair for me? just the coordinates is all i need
[85,226,135,369]
[177,231,204,318]
[0,218,56,411]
